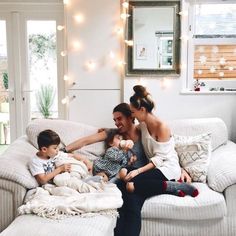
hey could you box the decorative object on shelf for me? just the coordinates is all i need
[36,84,55,118]
[194,79,201,91]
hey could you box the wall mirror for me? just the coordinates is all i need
[126,1,181,76]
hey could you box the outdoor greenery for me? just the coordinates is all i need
[36,84,55,119]
[1,72,8,103]
[28,33,56,64]
[2,72,8,90]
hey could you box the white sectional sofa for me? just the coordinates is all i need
[0,117,236,236]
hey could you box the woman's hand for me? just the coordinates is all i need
[124,169,140,182]
[180,168,192,183]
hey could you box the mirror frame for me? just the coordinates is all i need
[125,1,181,77]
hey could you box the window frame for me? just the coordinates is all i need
[186,0,236,92]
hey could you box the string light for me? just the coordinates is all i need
[61,96,69,104]
[228,66,234,71]
[57,25,64,31]
[122,2,129,9]
[109,51,115,59]
[124,40,133,46]
[60,50,67,57]
[63,75,69,81]
[63,0,69,5]
[74,14,84,23]
[120,13,130,20]
[117,60,126,67]
[72,40,81,50]
[86,61,96,70]
[178,11,188,17]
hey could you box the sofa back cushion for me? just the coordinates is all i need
[169,118,228,151]
[26,119,105,159]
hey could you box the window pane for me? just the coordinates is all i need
[0,20,10,147]
[194,44,236,80]
[194,4,236,35]
[27,20,58,119]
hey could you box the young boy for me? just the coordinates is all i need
[93,129,136,182]
[29,129,92,185]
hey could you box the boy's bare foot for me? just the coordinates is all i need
[119,168,128,180]
[126,182,135,193]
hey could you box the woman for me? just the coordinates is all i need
[64,102,195,236]
[120,85,199,198]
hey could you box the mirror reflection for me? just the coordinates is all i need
[126,1,180,76]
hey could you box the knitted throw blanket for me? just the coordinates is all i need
[18,155,123,219]
[18,183,123,219]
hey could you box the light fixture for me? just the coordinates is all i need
[72,41,81,50]
[122,2,129,9]
[124,40,133,46]
[178,11,188,17]
[120,13,130,20]
[63,75,69,81]
[60,51,67,57]
[63,0,69,5]
[61,95,76,104]
[109,51,115,59]
[74,14,84,23]
[86,61,96,70]
[57,25,64,31]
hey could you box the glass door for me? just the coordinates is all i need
[0,3,64,146]
[0,20,10,148]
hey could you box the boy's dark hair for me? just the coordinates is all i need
[105,129,120,149]
[37,129,60,150]
[113,103,135,123]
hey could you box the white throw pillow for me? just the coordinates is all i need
[173,133,211,183]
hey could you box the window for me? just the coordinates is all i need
[187,1,236,92]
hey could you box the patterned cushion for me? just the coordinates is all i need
[174,133,211,183]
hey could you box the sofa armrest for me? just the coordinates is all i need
[0,136,38,189]
[224,184,236,217]
[0,178,26,232]
[207,141,236,192]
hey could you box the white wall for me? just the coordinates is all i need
[65,0,236,141]
[123,0,236,142]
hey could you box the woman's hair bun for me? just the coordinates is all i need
[133,85,148,98]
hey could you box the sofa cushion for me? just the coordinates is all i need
[141,183,226,220]
[174,133,211,183]
[0,214,116,236]
[169,118,227,151]
[26,119,105,158]
[208,141,236,192]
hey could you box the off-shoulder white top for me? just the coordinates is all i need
[139,122,181,180]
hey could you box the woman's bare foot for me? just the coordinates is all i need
[126,182,135,193]
[119,168,128,180]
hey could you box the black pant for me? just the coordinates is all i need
[132,168,168,198]
[114,168,168,236]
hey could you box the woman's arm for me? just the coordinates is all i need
[124,162,155,182]
[65,130,107,153]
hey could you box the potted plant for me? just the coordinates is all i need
[0,72,9,113]
[36,84,55,118]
